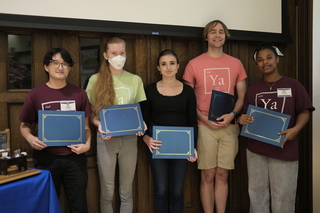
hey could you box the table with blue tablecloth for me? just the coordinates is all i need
[0,169,62,213]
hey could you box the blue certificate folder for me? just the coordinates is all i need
[208,90,235,121]
[99,103,144,137]
[38,110,85,146]
[152,126,194,159]
[240,105,291,147]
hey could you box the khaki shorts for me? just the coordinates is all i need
[197,124,239,170]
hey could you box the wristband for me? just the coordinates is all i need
[231,111,237,117]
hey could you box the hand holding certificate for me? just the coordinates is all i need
[99,103,145,137]
[240,105,291,147]
[38,110,85,146]
[208,90,235,122]
[152,126,194,159]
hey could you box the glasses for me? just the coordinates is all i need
[50,60,70,68]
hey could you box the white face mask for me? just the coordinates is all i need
[108,55,126,70]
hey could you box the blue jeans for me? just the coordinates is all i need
[34,150,88,213]
[147,151,189,213]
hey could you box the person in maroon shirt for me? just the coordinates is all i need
[238,42,315,213]
[19,48,92,213]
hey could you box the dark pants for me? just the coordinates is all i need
[147,151,189,213]
[34,150,88,213]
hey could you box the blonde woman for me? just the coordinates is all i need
[86,37,146,213]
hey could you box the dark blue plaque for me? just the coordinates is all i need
[208,90,235,121]
[99,103,144,137]
[240,105,291,147]
[38,110,85,146]
[152,126,194,159]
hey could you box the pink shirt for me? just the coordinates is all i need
[183,53,247,125]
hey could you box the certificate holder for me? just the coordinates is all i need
[152,126,194,159]
[208,90,235,122]
[240,105,291,147]
[99,103,144,137]
[38,110,85,146]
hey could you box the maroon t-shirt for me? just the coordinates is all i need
[242,76,315,161]
[19,83,92,155]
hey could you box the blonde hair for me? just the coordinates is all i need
[93,37,126,117]
[202,20,230,48]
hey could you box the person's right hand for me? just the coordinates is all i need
[142,135,162,153]
[237,114,254,125]
[96,122,112,140]
[27,135,47,150]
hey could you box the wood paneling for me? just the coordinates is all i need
[0,0,314,212]
[0,31,7,93]
[295,1,314,212]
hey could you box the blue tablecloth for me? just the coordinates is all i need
[0,169,62,213]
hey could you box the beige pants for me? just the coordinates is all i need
[197,124,239,170]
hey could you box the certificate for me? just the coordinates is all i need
[208,90,235,122]
[152,126,194,159]
[240,105,291,147]
[99,103,144,137]
[38,110,85,146]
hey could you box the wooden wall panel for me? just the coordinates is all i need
[86,153,100,213]
[0,29,8,131]
[62,31,81,87]
[9,104,27,154]
[295,1,313,212]
[33,29,51,87]
[0,31,7,92]
[132,35,154,213]
[0,102,8,131]
[148,36,164,85]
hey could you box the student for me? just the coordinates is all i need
[140,49,198,213]
[19,48,92,213]
[238,42,315,213]
[182,20,247,213]
[85,37,146,213]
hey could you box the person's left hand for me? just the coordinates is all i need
[68,143,90,155]
[187,149,198,162]
[136,131,144,136]
[96,123,112,140]
[215,112,235,126]
[278,127,299,148]
[136,121,147,136]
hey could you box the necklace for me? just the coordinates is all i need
[264,76,282,90]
